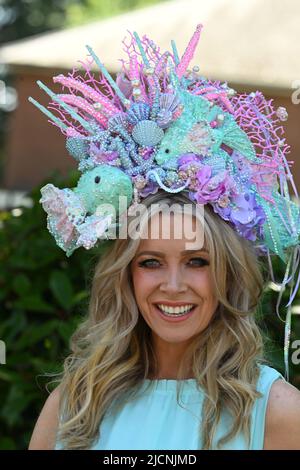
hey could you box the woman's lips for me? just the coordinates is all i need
[153,304,197,323]
[153,301,197,307]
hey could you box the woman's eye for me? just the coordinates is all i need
[188,257,209,267]
[137,258,209,268]
[138,259,160,268]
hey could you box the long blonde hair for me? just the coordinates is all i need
[53,189,268,450]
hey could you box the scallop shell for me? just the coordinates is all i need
[66,137,89,161]
[160,93,181,113]
[108,112,129,132]
[132,120,164,147]
[157,93,181,128]
[127,102,150,124]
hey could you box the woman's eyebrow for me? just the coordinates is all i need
[135,249,208,257]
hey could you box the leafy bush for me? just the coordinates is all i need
[0,170,299,449]
[0,170,112,449]
[257,258,300,388]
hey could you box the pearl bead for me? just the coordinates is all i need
[227,88,236,96]
[133,175,146,189]
[132,88,141,96]
[124,99,131,109]
[144,67,154,76]
[178,171,187,179]
[131,79,140,87]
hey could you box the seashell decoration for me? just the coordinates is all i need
[108,112,129,132]
[127,102,150,124]
[66,137,89,161]
[156,93,181,128]
[132,119,164,147]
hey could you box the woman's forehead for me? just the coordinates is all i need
[136,230,208,255]
[144,210,205,232]
[137,210,206,248]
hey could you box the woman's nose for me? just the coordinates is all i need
[159,267,187,293]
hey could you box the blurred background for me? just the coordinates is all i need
[0,0,299,449]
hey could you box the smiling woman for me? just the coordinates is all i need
[29,190,300,451]
[27,24,300,452]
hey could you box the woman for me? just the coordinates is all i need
[27,25,300,450]
[29,190,300,450]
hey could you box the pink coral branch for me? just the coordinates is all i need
[48,102,89,137]
[192,86,219,95]
[176,24,203,79]
[53,75,118,116]
[202,92,234,114]
[125,55,147,101]
[57,94,108,127]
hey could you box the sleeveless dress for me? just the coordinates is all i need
[55,364,284,450]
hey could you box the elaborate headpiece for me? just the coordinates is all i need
[29,25,300,379]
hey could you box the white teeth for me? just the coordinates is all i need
[157,304,194,315]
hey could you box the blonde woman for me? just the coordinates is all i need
[29,190,300,450]
[27,26,300,450]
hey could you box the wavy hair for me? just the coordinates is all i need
[52,189,268,450]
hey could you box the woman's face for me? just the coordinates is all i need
[130,210,219,348]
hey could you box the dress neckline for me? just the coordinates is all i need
[144,378,196,382]
[141,378,200,393]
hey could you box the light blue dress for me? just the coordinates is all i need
[55,364,284,450]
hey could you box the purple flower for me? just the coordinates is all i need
[212,192,266,242]
[230,193,265,226]
[194,167,235,204]
[230,193,257,225]
[177,153,204,171]
[139,180,160,198]
[212,203,231,221]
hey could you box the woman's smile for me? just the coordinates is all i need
[152,302,198,322]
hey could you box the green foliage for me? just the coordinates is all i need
[0,0,76,186]
[0,169,113,449]
[0,0,74,43]
[257,266,300,388]
[0,0,167,44]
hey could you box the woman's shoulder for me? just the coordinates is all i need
[257,363,284,383]
[28,386,61,450]
[263,368,300,450]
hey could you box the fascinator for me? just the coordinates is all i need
[28,25,300,379]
